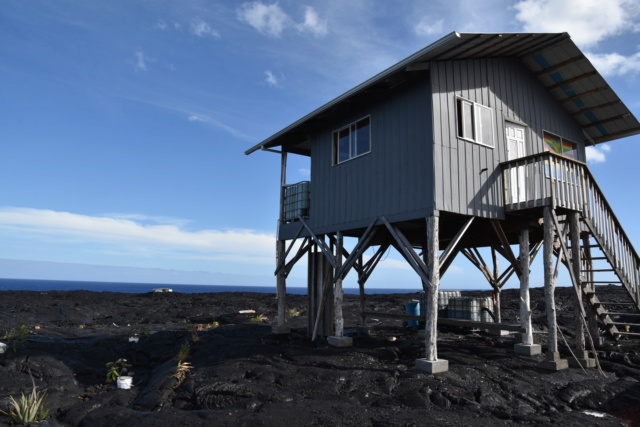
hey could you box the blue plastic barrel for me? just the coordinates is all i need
[405,301,420,327]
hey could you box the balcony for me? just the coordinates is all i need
[501,152,588,213]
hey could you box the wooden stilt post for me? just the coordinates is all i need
[491,247,502,324]
[542,206,568,370]
[416,213,448,374]
[328,231,351,347]
[357,255,366,326]
[514,225,541,355]
[570,212,596,367]
[274,152,289,334]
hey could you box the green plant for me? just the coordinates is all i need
[105,358,132,381]
[250,314,267,323]
[177,341,191,362]
[0,371,48,425]
[2,325,29,353]
[287,308,301,317]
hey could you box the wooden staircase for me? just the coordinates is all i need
[575,170,640,340]
[502,152,640,340]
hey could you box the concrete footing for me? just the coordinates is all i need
[514,343,542,356]
[539,351,569,371]
[569,351,596,368]
[328,336,353,347]
[271,325,290,334]
[415,358,449,374]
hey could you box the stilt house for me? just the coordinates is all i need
[245,32,640,373]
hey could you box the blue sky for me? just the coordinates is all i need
[1,0,639,290]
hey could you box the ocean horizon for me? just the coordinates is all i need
[0,278,426,295]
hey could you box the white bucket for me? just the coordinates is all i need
[128,336,139,343]
[0,342,6,354]
[116,376,133,389]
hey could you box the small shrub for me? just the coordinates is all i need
[177,341,191,362]
[106,358,132,381]
[287,308,301,317]
[2,325,29,353]
[250,314,267,323]
[0,371,48,425]
[171,361,193,389]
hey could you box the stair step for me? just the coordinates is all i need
[615,332,640,337]
[610,322,640,327]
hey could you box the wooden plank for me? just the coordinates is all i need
[490,220,523,277]
[440,216,474,266]
[359,311,523,332]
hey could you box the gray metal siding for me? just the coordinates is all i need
[309,78,433,234]
[431,57,586,219]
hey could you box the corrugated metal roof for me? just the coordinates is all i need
[246,31,640,155]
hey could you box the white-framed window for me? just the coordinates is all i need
[332,116,371,165]
[456,98,494,147]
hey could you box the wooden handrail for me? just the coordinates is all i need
[501,151,640,307]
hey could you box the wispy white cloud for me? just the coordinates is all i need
[237,2,290,38]
[299,168,310,177]
[237,2,327,38]
[134,51,149,71]
[586,144,611,163]
[187,113,254,141]
[586,51,640,76]
[297,6,327,37]
[190,17,221,38]
[415,18,443,36]
[0,207,275,264]
[264,70,280,87]
[514,0,640,47]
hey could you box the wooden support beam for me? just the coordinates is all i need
[550,210,586,318]
[519,226,534,346]
[359,311,523,332]
[283,238,311,278]
[382,217,432,292]
[274,226,304,275]
[424,214,440,362]
[332,218,378,281]
[462,248,494,284]
[440,217,474,267]
[334,231,345,338]
[492,247,501,323]
[498,240,543,288]
[544,207,559,354]
[275,151,288,331]
[440,246,461,277]
[490,220,523,278]
[298,216,337,268]
[360,244,390,285]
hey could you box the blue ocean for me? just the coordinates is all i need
[0,278,422,295]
